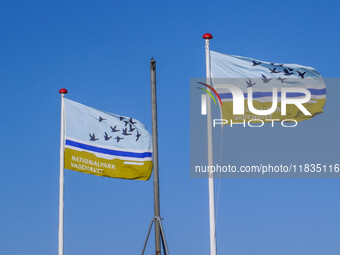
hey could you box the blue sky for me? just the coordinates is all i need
[0,0,340,254]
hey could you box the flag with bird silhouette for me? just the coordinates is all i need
[208,50,326,123]
[63,98,152,180]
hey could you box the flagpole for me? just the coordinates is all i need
[203,33,217,255]
[150,58,161,255]
[58,88,68,255]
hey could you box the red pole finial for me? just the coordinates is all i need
[59,88,68,94]
[203,33,213,40]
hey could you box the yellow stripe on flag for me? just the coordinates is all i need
[221,98,326,123]
[65,148,152,180]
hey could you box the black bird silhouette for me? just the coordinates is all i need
[283,68,294,76]
[261,74,272,83]
[246,79,256,87]
[277,77,286,83]
[129,117,136,124]
[288,68,294,71]
[122,128,132,136]
[297,71,306,79]
[110,125,120,132]
[136,131,141,141]
[270,62,275,65]
[99,116,106,122]
[89,133,99,141]
[124,120,130,126]
[104,132,112,141]
[269,67,280,73]
[277,64,284,67]
[119,116,125,121]
[115,136,124,143]
[129,124,135,132]
[252,60,262,66]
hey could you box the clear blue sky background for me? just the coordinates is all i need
[0,0,339,254]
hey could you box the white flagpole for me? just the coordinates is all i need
[203,33,217,255]
[58,88,68,255]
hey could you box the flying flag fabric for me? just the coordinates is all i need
[209,50,326,122]
[63,98,153,180]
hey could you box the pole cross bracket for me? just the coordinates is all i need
[141,216,169,255]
